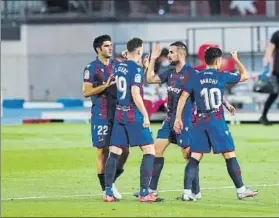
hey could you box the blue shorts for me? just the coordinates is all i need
[110,122,154,147]
[91,118,113,148]
[157,119,191,148]
[191,115,235,154]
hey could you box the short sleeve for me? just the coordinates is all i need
[83,64,95,84]
[131,66,143,87]
[183,68,196,94]
[222,72,241,84]
[158,70,170,84]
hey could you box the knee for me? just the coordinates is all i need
[142,144,155,156]
[181,147,191,160]
[121,146,129,155]
[155,144,166,157]
[97,147,109,160]
[191,152,203,162]
[223,151,236,159]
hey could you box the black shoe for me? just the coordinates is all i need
[259,116,272,125]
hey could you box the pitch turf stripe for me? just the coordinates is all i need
[2,183,278,201]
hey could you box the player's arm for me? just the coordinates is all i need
[131,86,150,128]
[131,69,150,128]
[82,78,114,97]
[231,51,249,82]
[223,99,236,116]
[174,91,190,134]
[82,66,115,97]
[146,43,162,84]
[263,32,277,67]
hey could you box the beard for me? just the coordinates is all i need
[104,54,112,59]
[170,60,179,66]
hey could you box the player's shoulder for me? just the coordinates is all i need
[110,58,120,66]
[84,60,97,71]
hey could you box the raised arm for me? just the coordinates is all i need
[146,43,163,84]
[231,51,249,82]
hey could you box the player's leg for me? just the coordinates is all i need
[181,127,210,201]
[112,146,129,199]
[128,124,164,202]
[104,146,123,202]
[222,151,258,200]
[96,147,109,192]
[181,147,201,200]
[178,130,201,199]
[182,152,203,201]
[149,120,171,193]
[104,123,128,202]
[91,119,110,193]
[209,120,259,200]
[107,121,129,199]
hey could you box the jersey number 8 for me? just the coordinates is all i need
[115,76,127,100]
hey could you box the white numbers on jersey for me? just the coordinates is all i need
[115,76,127,100]
[200,88,222,110]
[97,125,108,136]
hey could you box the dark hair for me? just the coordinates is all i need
[127,37,143,52]
[160,48,169,58]
[170,41,188,56]
[204,47,222,65]
[93,35,111,53]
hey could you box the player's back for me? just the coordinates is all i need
[191,69,225,114]
[114,60,144,124]
[185,68,240,124]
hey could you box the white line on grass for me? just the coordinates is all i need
[2,183,278,201]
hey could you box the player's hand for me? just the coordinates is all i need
[174,119,183,134]
[151,43,161,60]
[143,54,150,70]
[230,51,239,61]
[225,102,236,116]
[104,74,116,87]
[143,116,150,128]
[121,49,128,59]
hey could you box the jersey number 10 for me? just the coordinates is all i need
[115,76,127,100]
[200,88,222,110]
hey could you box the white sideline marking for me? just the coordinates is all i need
[2,183,278,201]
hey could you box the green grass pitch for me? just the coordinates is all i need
[2,123,279,217]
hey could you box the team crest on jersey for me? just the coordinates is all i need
[135,74,141,83]
[84,70,90,79]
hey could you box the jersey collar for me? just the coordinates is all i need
[96,57,112,67]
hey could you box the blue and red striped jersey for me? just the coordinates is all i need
[83,57,119,120]
[184,68,241,120]
[113,60,145,124]
[158,64,196,127]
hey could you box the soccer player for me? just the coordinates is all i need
[104,37,163,203]
[174,47,259,201]
[143,42,202,199]
[82,35,129,199]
